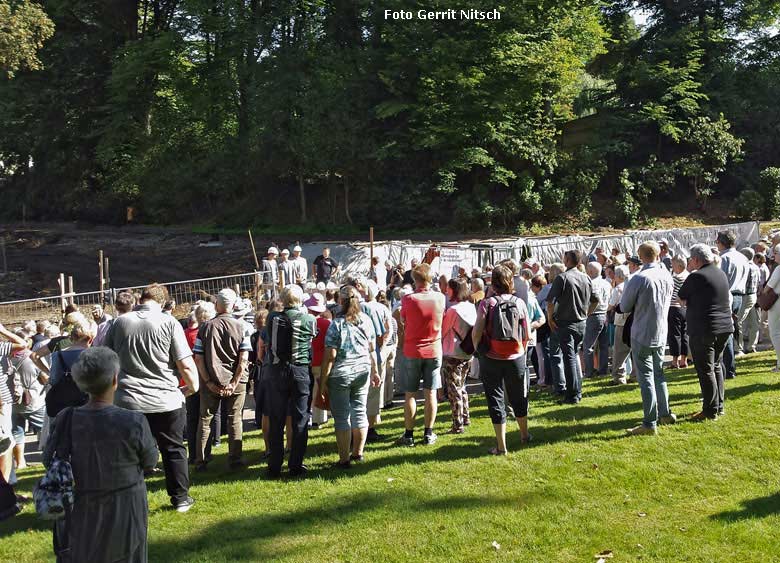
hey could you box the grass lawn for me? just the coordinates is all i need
[2,352,780,562]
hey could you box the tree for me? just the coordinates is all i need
[0,0,54,77]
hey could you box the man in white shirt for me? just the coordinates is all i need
[716,230,749,379]
[291,245,308,285]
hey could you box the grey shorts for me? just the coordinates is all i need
[400,356,442,393]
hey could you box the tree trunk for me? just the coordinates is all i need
[298,171,307,223]
[344,175,353,224]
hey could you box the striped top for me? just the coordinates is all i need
[670,271,689,308]
[0,341,13,406]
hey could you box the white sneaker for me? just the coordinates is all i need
[735,351,746,359]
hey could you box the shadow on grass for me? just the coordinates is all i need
[149,489,526,561]
[711,492,780,522]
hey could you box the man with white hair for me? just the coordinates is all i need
[192,288,252,471]
[291,245,308,285]
[470,277,485,305]
[105,283,199,512]
[620,242,675,435]
[265,285,317,478]
[678,244,733,420]
[583,261,611,378]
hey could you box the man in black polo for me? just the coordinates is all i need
[679,244,734,420]
[546,250,593,404]
[313,247,339,284]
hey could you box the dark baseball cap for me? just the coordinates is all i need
[627,255,642,265]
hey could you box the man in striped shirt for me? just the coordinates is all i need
[0,323,28,521]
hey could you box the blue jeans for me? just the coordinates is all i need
[557,320,586,403]
[721,295,741,379]
[584,313,609,377]
[631,342,671,428]
[547,330,566,395]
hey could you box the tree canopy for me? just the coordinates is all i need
[0,1,778,230]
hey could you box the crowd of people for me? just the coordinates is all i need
[1,233,779,560]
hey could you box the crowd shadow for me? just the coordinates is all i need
[149,488,525,561]
[711,492,780,522]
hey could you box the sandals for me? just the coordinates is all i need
[334,460,352,470]
[349,454,364,463]
[488,447,507,456]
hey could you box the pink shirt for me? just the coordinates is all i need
[401,288,445,359]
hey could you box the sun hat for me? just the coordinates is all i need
[304,293,327,313]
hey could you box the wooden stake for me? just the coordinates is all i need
[98,250,105,292]
[59,273,66,313]
[248,229,260,270]
[67,276,74,306]
[104,258,110,288]
[369,226,375,280]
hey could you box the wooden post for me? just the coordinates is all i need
[59,273,66,313]
[1,237,6,275]
[248,229,260,270]
[369,226,375,280]
[234,283,241,298]
[98,250,105,293]
[104,257,110,289]
[279,268,285,290]
[67,276,74,306]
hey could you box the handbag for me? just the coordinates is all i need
[34,407,75,521]
[758,287,778,311]
[45,352,88,418]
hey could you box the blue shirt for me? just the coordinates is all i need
[620,262,673,347]
[324,313,376,377]
[719,248,749,294]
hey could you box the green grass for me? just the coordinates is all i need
[3,352,780,562]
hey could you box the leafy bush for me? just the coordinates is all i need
[757,167,780,220]
[616,169,641,227]
[734,190,764,221]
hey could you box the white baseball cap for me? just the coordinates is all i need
[293,245,302,252]
[267,247,279,255]
[281,249,290,255]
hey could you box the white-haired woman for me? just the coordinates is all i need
[608,265,633,384]
[44,347,158,562]
[44,313,96,419]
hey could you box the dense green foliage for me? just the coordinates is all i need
[0,1,779,229]
[0,0,54,76]
[2,352,780,561]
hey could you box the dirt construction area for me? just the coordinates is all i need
[0,223,283,302]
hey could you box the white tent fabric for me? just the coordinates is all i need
[294,221,760,282]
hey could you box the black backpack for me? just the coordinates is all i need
[269,311,294,365]
[46,352,88,418]
[488,295,526,342]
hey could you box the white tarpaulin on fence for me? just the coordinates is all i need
[297,221,760,282]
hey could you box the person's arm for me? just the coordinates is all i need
[176,356,199,396]
[30,349,51,375]
[620,276,639,314]
[472,301,487,349]
[0,323,27,352]
[320,348,337,389]
[224,350,249,396]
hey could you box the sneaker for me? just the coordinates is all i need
[422,432,438,445]
[735,351,746,359]
[626,425,657,436]
[448,427,464,434]
[608,379,627,386]
[365,428,383,443]
[174,496,195,513]
[289,465,309,479]
[488,447,507,456]
[349,454,364,463]
[658,413,677,425]
[395,434,415,447]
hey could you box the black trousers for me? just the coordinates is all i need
[145,408,189,504]
[266,363,312,475]
[667,306,689,357]
[480,355,529,424]
[689,332,730,417]
[185,393,214,463]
